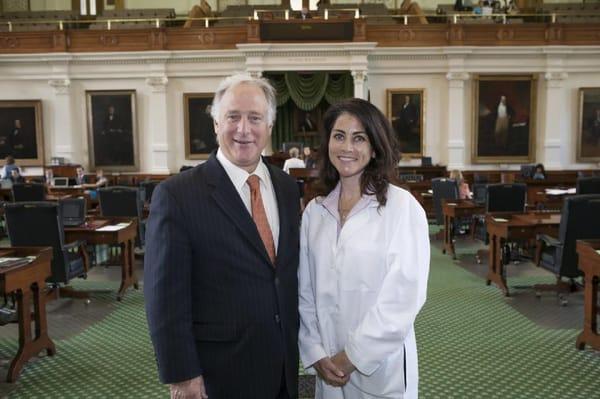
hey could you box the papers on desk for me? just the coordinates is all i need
[446,203,457,206]
[96,222,131,232]
[545,188,576,196]
[596,250,600,256]
[492,217,509,223]
[0,256,35,268]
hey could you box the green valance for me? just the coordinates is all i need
[269,71,353,110]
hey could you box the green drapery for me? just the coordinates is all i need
[267,71,353,151]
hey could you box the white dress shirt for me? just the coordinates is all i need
[282,157,306,174]
[216,148,280,252]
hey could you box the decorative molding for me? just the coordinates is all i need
[543,139,562,149]
[98,35,119,47]
[447,140,465,149]
[145,76,169,93]
[197,32,216,45]
[0,36,19,49]
[48,79,71,95]
[152,143,169,152]
[446,72,470,81]
[351,70,367,83]
[544,71,568,88]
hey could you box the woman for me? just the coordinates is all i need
[299,98,430,398]
[449,169,471,199]
[533,163,546,180]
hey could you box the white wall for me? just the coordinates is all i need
[1,44,599,173]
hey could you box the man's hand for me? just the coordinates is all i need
[331,351,356,377]
[170,376,208,399]
[313,357,350,387]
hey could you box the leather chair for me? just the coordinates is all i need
[431,178,458,227]
[4,202,90,299]
[576,176,600,194]
[398,174,424,183]
[486,183,527,213]
[139,180,159,204]
[12,183,45,202]
[98,186,145,248]
[535,194,600,305]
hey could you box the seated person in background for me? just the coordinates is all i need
[10,168,25,184]
[283,147,306,174]
[44,168,53,184]
[533,163,546,180]
[1,155,19,180]
[82,169,108,200]
[303,146,317,169]
[299,7,312,20]
[450,169,472,199]
[75,166,87,186]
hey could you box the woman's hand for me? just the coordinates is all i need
[313,357,350,387]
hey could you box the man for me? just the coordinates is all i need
[300,112,316,133]
[144,74,300,398]
[99,105,133,166]
[493,95,514,149]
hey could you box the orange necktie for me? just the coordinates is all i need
[247,175,276,265]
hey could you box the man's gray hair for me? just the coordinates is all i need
[210,74,277,126]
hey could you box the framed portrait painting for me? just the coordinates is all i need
[386,89,424,157]
[184,93,217,160]
[86,90,138,171]
[577,88,600,162]
[0,100,44,166]
[473,75,536,164]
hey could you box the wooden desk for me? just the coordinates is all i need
[399,181,434,219]
[0,247,55,382]
[576,240,600,351]
[65,218,138,301]
[486,213,561,296]
[442,199,484,259]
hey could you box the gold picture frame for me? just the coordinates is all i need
[472,75,536,164]
[184,93,217,160]
[386,89,424,157]
[577,87,600,162]
[86,90,138,172]
[0,100,44,166]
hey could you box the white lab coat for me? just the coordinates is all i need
[299,184,430,399]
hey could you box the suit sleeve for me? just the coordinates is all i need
[144,183,202,384]
[298,203,327,374]
[345,196,430,375]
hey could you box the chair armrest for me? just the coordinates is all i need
[64,240,90,274]
[536,234,562,248]
[64,240,86,251]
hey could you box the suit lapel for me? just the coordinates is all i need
[205,155,273,267]
[267,162,291,268]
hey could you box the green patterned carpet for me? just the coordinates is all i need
[0,239,599,398]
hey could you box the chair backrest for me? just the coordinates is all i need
[473,173,489,184]
[576,176,600,194]
[59,197,87,227]
[472,183,488,205]
[4,202,69,284]
[98,186,142,218]
[431,178,458,225]
[139,180,159,204]
[486,183,527,213]
[12,183,45,202]
[520,164,536,180]
[555,194,600,278]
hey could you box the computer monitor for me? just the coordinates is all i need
[59,198,86,227]
[52,177,69,187]
[421,156,432,167]
[520,164,536,180]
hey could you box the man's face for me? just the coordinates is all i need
[214,83,272,173]
[14,120,21,128]
[500,96,506,104]
[76,167,84,175]
[404,96,410,104]
[108,106,115,115]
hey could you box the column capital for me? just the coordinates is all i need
[446,72,469,88]
[145,76,169,93]
[351,70,367,83]
[247,70,263,78]
[48,78,71,95]
[544,72,568,88]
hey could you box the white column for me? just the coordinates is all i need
[446,72,470,169]
[48,78,75,164]
[145,76,171,173]
[541,72,569,169]
[351,70,367,100]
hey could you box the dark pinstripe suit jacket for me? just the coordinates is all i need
[144,154,300,398]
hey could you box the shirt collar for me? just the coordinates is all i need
[216,148,271,191]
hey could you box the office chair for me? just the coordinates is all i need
[431,178,458,227]
[535,194,600,305]
[139,180,159,204]
[12,183,45,202]
[576,176,600,194]
[4,202,90,299]
[98,186,145,248]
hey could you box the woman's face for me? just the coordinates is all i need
[328,113,374,180]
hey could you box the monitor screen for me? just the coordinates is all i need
[53,177,69,187]
[520,164,536,179]
[62,203,80,218]
[60,198,86,226]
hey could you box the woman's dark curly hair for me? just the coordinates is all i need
[318,98,400,206]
